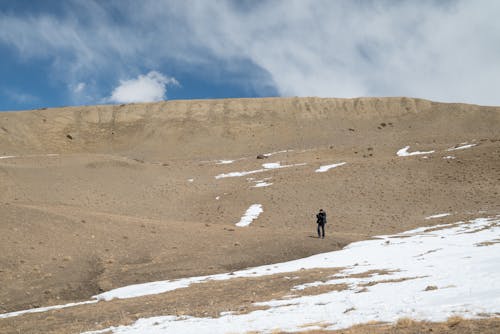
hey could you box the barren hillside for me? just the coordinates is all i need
[0,97,499,333]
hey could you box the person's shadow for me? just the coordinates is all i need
[308,235,321,238]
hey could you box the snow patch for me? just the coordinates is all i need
[235,204,263,227]
[215,162,306,179]
[0,300,97,319]
[0,154,59,160]
[447,143,477,151]
[263,149,292,157]
[216,160,234,165]
[262,162,282,169]
[315,162,346,173]
[252,182,273,188]
[443,156,455,159]
[397,146,435,157]
[425,213,451,220]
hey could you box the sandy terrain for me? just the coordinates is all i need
[0,97,499,333]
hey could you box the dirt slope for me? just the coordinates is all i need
[0,97,499,333]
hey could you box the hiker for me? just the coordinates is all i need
[316,209,327,238]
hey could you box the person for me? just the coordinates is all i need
[316,209,327,238]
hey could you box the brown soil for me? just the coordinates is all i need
[0,97,499,333]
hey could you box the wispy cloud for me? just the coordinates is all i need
[107,71,178,103]
[72,82,86,94]
[3,88,39,104]
[1,1,499,105]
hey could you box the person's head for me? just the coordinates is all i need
[319,209,323,212]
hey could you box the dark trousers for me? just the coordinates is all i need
[317,223,325,238]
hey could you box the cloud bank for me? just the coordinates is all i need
[1,1,500,106]
[107,71,178,103]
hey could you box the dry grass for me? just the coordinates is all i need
[287,316,500,333]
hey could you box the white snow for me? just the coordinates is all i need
[263,150,292,157]
[425,213,451,220]
[187,179,194,182]
[397,146,435,157]
[250,177,273,188]
[252,182,273,188]
[216,160,234,165]
[235,204,263,227]
[315,162,346,173]
[443,156,456,159]
[0,300,97,319]
[261,162,281,169]
[0,154,59,160]
[81,215,500,334]
[215,162,306,179]
[215,196,220,200]
[447,143,477,151]
[215,170,264,179]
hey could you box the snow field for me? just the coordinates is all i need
[79,215,500,334]
[3,215,499,333]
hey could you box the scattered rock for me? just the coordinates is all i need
[256,154,268,159]
[424,285,438,291]
[348,128,355,132]
[66,134,73,140]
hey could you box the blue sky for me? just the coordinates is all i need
[1,0,499,111]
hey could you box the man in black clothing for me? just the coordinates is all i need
[316,209,327,238]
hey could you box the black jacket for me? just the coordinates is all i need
[316,211,327,224]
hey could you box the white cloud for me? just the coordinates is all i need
[1,1,500,106]
[107,71,178,104]
[73,82,86,93]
